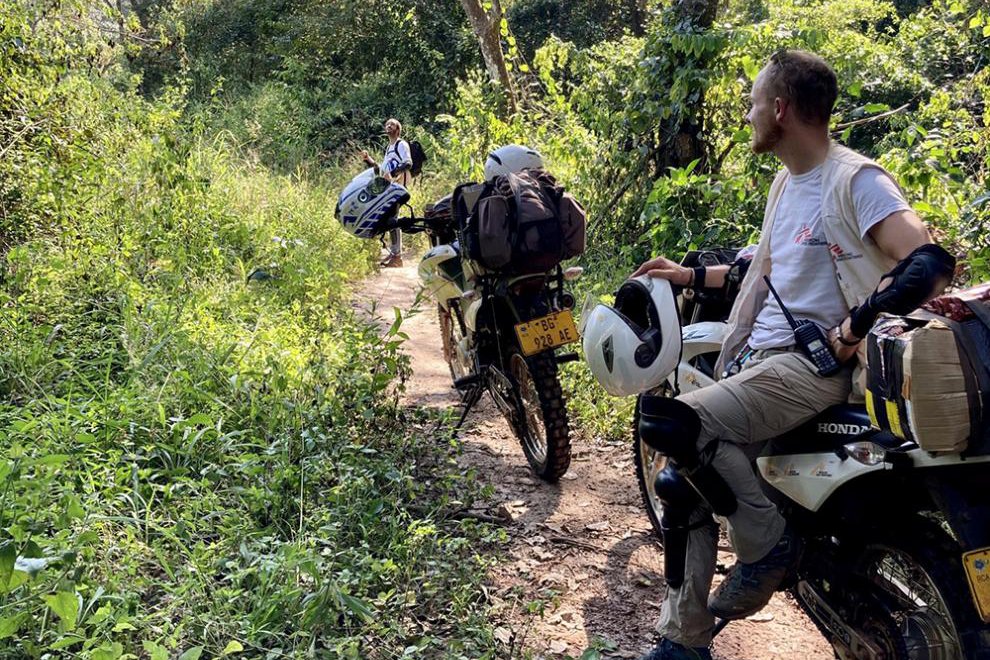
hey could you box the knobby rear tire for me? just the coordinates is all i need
[508,349,571,483]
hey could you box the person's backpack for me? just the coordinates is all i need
[409,140,427,177]
[461,169,586,275]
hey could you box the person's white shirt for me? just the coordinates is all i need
[380,140,412,180]
[748,166,913,349]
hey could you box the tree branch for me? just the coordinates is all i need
[832,102,911,132]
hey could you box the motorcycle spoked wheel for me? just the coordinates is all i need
[438,303,471,385]
[811,580,907,660]
[851,518,986,660]
[505,349,571,482]
[632,385,673,544]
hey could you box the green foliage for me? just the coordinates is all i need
[507,0,651,56]
[3,0,990,653]
[427,0,990,434]
[167,0,480,164]
[0,2,500,657]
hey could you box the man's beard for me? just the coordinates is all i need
[751,122,782,154]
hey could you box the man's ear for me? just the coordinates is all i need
[774,97,788,123]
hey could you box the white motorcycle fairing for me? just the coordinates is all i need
[668,321,726,394]
[418,243,465,307]
[760,447,990,512]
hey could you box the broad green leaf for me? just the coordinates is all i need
[187,413,212,426]
[35,454,71,466]
[143,641,169,660]
[0,542,14,592]
[65,494,85,520]
[222,640,244,655]
[7,570,29,591]
[49,634,85,650]
[91,642,123,660]
[340,593,374,622]
[43,591,80,630]
[89,604,112,625]
[178,647,204,660]
[847,81,863,98]
[0,614,24,640]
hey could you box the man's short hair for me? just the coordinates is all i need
[765,50,838,126]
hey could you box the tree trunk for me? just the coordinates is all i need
[655,0,720,174]
[459,0,518,114]
[628,0,648,36]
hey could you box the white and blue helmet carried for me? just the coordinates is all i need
[336,168,411,239]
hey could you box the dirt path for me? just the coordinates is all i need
[355,265,832,660]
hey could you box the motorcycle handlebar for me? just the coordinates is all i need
[389,216,427,234]
[387,213,453,235]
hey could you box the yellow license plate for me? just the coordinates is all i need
[963,547,990,623]
[514,310,579,357]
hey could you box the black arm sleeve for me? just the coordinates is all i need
[848,243,956,338]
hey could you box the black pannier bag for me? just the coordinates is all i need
[460,169,586,275]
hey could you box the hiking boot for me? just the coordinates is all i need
[381,254,403,268]
[707,527,803,620]
[637,638,713,660]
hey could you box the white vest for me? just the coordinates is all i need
[715,142,900,398]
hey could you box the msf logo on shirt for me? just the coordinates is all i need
[794,225,828,247]
[829,242,864,263]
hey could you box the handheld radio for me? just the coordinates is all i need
[762,275,842,377]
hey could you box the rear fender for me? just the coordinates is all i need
[926,470,990,550]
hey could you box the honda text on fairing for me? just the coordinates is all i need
[583,250,990,659]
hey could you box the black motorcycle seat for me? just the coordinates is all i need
[763,404,901,456]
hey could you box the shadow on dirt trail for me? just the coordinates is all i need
[354,263,832,660]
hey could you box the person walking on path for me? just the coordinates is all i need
[361,118,412,267]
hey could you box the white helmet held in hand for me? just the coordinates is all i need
[335,168,411,239]
[483,144,545,181]
[581,276,681,397]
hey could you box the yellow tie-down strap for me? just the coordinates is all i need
[963,547,990,624]
[864,390,906,440]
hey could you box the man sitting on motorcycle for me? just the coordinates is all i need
[632,50,955,660]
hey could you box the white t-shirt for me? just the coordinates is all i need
[748,166,913,350]
[380,140,412,178]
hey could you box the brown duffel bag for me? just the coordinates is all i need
[866,283,990,453]
[463,169,586,274]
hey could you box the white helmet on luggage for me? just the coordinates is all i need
[581,276,681,397]
[335,168,411,239]
[483,144,544,181]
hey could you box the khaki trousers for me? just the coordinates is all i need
[656,348,852,648]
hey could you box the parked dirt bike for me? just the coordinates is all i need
[631,250,990,659]
[388,191,581,482]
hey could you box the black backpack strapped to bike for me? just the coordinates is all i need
[460,170,586,275]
